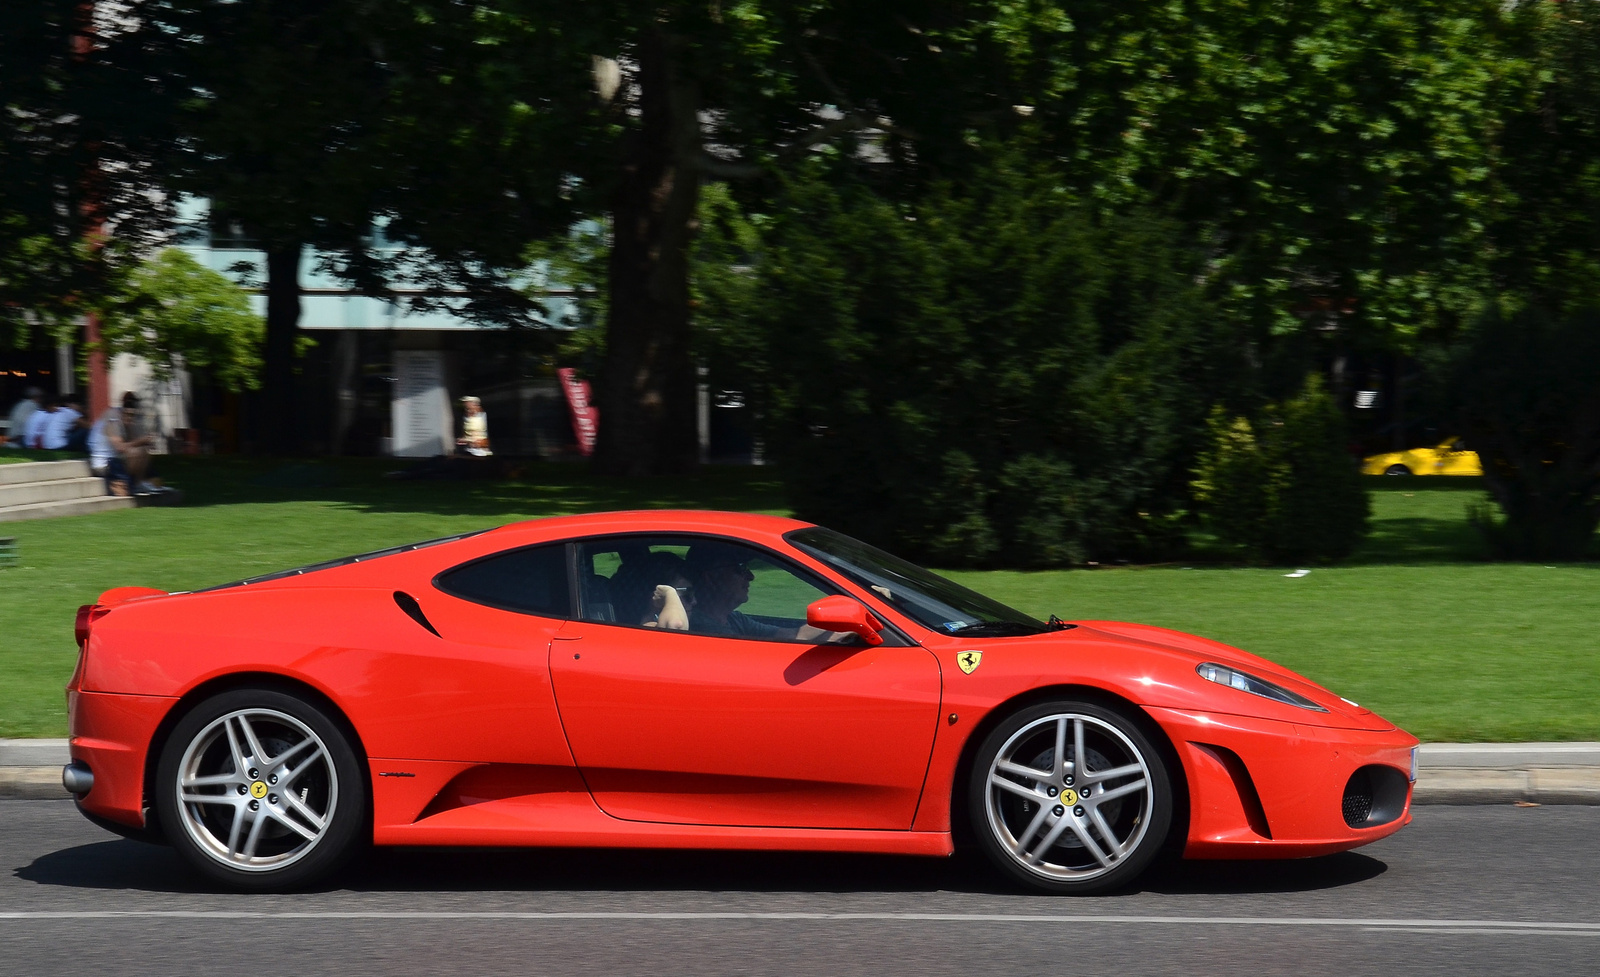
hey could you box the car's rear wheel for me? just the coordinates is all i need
[969,700,1172,894]
[1384,464,1412,476]
[155,688,364,891]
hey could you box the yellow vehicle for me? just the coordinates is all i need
[1362,438,1483,476]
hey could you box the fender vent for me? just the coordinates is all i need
[1195,743,1272,839]
[393,591,441,638]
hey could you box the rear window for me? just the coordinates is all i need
[434,543,571,618]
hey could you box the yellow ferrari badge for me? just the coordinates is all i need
[250,781,268,799]
[957,650,983,674]
[1061,787,1079,806]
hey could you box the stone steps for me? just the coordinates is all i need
[0,476,113,507]
[0,459,90,484]
[0,495,135,523]
[0,458,136,522]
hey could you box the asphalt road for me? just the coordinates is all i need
[3,800,1597,977]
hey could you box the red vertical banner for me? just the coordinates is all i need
[558,368,599,457]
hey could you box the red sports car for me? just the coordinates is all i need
[64,510,1416,893]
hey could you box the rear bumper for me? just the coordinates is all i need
[66,688,177,830]
[1147,706,1418,859]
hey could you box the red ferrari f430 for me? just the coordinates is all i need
[65,511,1416,893]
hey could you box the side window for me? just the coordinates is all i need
[575,535,835,642]
[434,543,570,618]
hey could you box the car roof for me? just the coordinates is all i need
[192,511,819,595]
[481,509,815,545]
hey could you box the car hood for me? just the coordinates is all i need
[940,620,1392,732]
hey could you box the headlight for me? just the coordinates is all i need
[1196,662,1328,712]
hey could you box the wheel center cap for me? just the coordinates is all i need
[1060,787,1079,806]
[249,781,268,799]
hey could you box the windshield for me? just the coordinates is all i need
[786,527,1052,637]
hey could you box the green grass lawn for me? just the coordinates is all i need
[1,461,1595,741]
[0,448,77,465]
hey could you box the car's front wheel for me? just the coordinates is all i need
[1384,464,1412,476]
[969,700,1172,894]
[155,688,364,891]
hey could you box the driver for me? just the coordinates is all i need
[685,543,842,643]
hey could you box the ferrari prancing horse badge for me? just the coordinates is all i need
[957,650,983,674]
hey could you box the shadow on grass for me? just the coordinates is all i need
[156,456,791,521]
[137,459,1598,564]
[17,839,1383,897]
[1347,517,1489,564]
[1364,474,1491,494]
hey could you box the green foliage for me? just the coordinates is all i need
[1265,376,1372,561]
[96,249,264,392]
[1191,411,1273,557]
[1193,376,1370,562]
[1447,307,1600,560]
[524,221,611,371]
[981,0,1536,357]
[699,156,1228,566]
[1,2,170,347]
[1488,7,1600,314]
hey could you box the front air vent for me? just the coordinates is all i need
[1341,765,1409,828]
[1341,786,1373,826]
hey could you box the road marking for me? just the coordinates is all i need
[0,911,1596,934]
[1369,927,1600,938]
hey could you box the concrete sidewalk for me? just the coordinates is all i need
[6,739,1600,804]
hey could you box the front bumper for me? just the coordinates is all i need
[1147,706,1418,858]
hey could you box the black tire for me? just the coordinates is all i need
[155,688,365,891]
[968,699,1172,894]
[1384,464,1412,476]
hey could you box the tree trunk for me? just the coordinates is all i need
[591,29,702,476]
[262,243,303,455]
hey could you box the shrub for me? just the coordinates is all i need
[1191,410,1273,557]
[1447,307,1600,560]
[697,157,1233,567]
[1193,376,1370,562]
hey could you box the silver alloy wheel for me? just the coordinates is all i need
[173,707,338,873]
[984,712,1154,882]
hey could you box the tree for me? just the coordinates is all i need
[984,0,1535,382]
[1486,4,1600,313]
[111,0,590,451]
[550,2,1013,475]
[549,0,1536,471]
[1192,377,1370,563]
[1,0,170,348]
[96,248,264,392]
[1448,308,1600,561]
[698,156,1228,566]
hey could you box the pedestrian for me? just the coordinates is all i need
[89,392,166,495]
[41,395,89,452]
[3,386,44,448]
[23,398,57,448]
[456,395,491,457]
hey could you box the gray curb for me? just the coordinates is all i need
[6,739,1600,804]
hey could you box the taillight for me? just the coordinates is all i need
[74,603,108,647]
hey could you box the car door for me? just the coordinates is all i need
[548,534,942,830]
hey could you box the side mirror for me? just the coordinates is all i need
[806,595,884,646]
